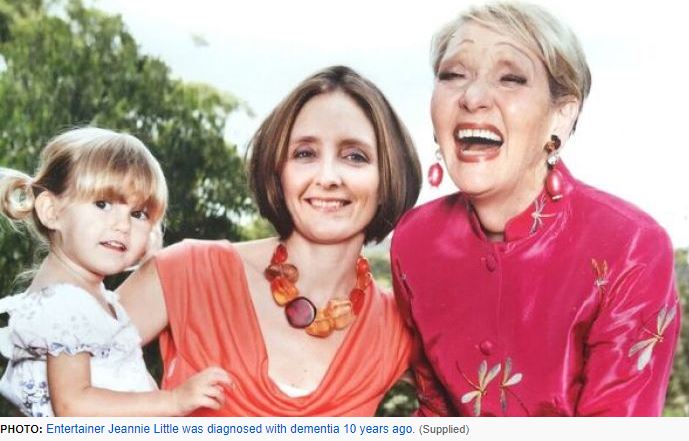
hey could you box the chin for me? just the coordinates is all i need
[303,227,365,245]
[448,170,496,197]
[92,262,129,277]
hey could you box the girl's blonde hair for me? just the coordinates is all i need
[0,127,168,245]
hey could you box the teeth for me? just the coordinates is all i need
[310,199,345,209]
[102,241,126,251]
[456,129,502,142]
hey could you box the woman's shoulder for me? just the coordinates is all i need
[395,192,469,234]
[392,192,472,253]
[156,238,248,271]
[154,237,279,287]
[159,237,277,262]
[567,180,674,267]
[232,237,280,276]
[159,238,234,258]
[571,181,670,243]
[373,286,401,316]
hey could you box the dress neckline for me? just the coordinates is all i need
[229,242,374,402]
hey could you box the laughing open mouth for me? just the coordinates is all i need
[457,128,503,149]
[455,126,504,162]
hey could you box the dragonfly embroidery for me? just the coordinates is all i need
[530,195,556,234]
[499,357,524,414]
[628,304,677,371]
[459,360,501,416]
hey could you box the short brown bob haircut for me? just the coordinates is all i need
[248,65,421,244]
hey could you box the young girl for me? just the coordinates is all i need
[0,127,230,416]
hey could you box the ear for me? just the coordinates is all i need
[550,96,580,141]
[34,191,62,231]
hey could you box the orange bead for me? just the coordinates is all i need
[271,243,288,264]
[270,276,298,306]
[264,263,298,283]
[305,309,334,338]
[264,264,281,281]
[356,272,372,290]
[325,299,354,330]
[356,257,370,276]
[280,264,298,283]
[350,288,365,315]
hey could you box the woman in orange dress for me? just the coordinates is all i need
[117,65,422,415]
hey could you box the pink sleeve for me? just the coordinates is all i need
[391,256,457,417]
[576,226,680,416]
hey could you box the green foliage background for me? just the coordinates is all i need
[0,0,686,418]
[0,0,256,416]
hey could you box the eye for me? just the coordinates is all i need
[131,209,149,221]
[500,74,527,85]
[94,200,112,210]
[292,147,315,160]
[438,71,465,82]
[343,149,370,164]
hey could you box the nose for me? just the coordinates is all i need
[111,207,131,233]
[315,155,343,189]
[459,77,492,113]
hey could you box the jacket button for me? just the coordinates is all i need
[479,340,495,356]
[483,255,497,271]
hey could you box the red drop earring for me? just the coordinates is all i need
[544,134,563,201]
[428,149,444,187]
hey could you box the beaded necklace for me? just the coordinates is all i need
[264,243,372,338]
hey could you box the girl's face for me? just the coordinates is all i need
[52,196,153,278]
[280,91,380,245]
[431,22,563,204]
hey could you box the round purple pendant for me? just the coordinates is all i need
[285,297,316,328]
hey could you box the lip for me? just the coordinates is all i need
[454,123,504,163]
[305,197,351,212]
[100,240,127,252]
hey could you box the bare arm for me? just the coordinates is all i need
[48,352,230,416]
[118,258,168,345]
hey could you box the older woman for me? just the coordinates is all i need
[391,3,679,416]
[119,66,421,415]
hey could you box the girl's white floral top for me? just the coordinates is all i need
[0,284,156,416]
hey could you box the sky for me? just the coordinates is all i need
[96,0,689,247]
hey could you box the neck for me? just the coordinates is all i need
[283,233,365,306]
[30,249,103,295]
[471,164,548,241]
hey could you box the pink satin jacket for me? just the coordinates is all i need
[391,163,680,416]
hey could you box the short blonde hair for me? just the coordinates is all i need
[431,2,591,114]
[0,127,167,243]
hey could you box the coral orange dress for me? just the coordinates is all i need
[154,239,410,416]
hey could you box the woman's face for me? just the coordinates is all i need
[281,91,379,245]
[431,22,560,203]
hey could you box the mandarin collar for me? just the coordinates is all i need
[467,162,575,243]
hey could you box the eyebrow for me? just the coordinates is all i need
[495,41,536,71]
[289,135,318,144]
[340,138,375,152]
[288,135,375,152]
[444,38,537,71]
